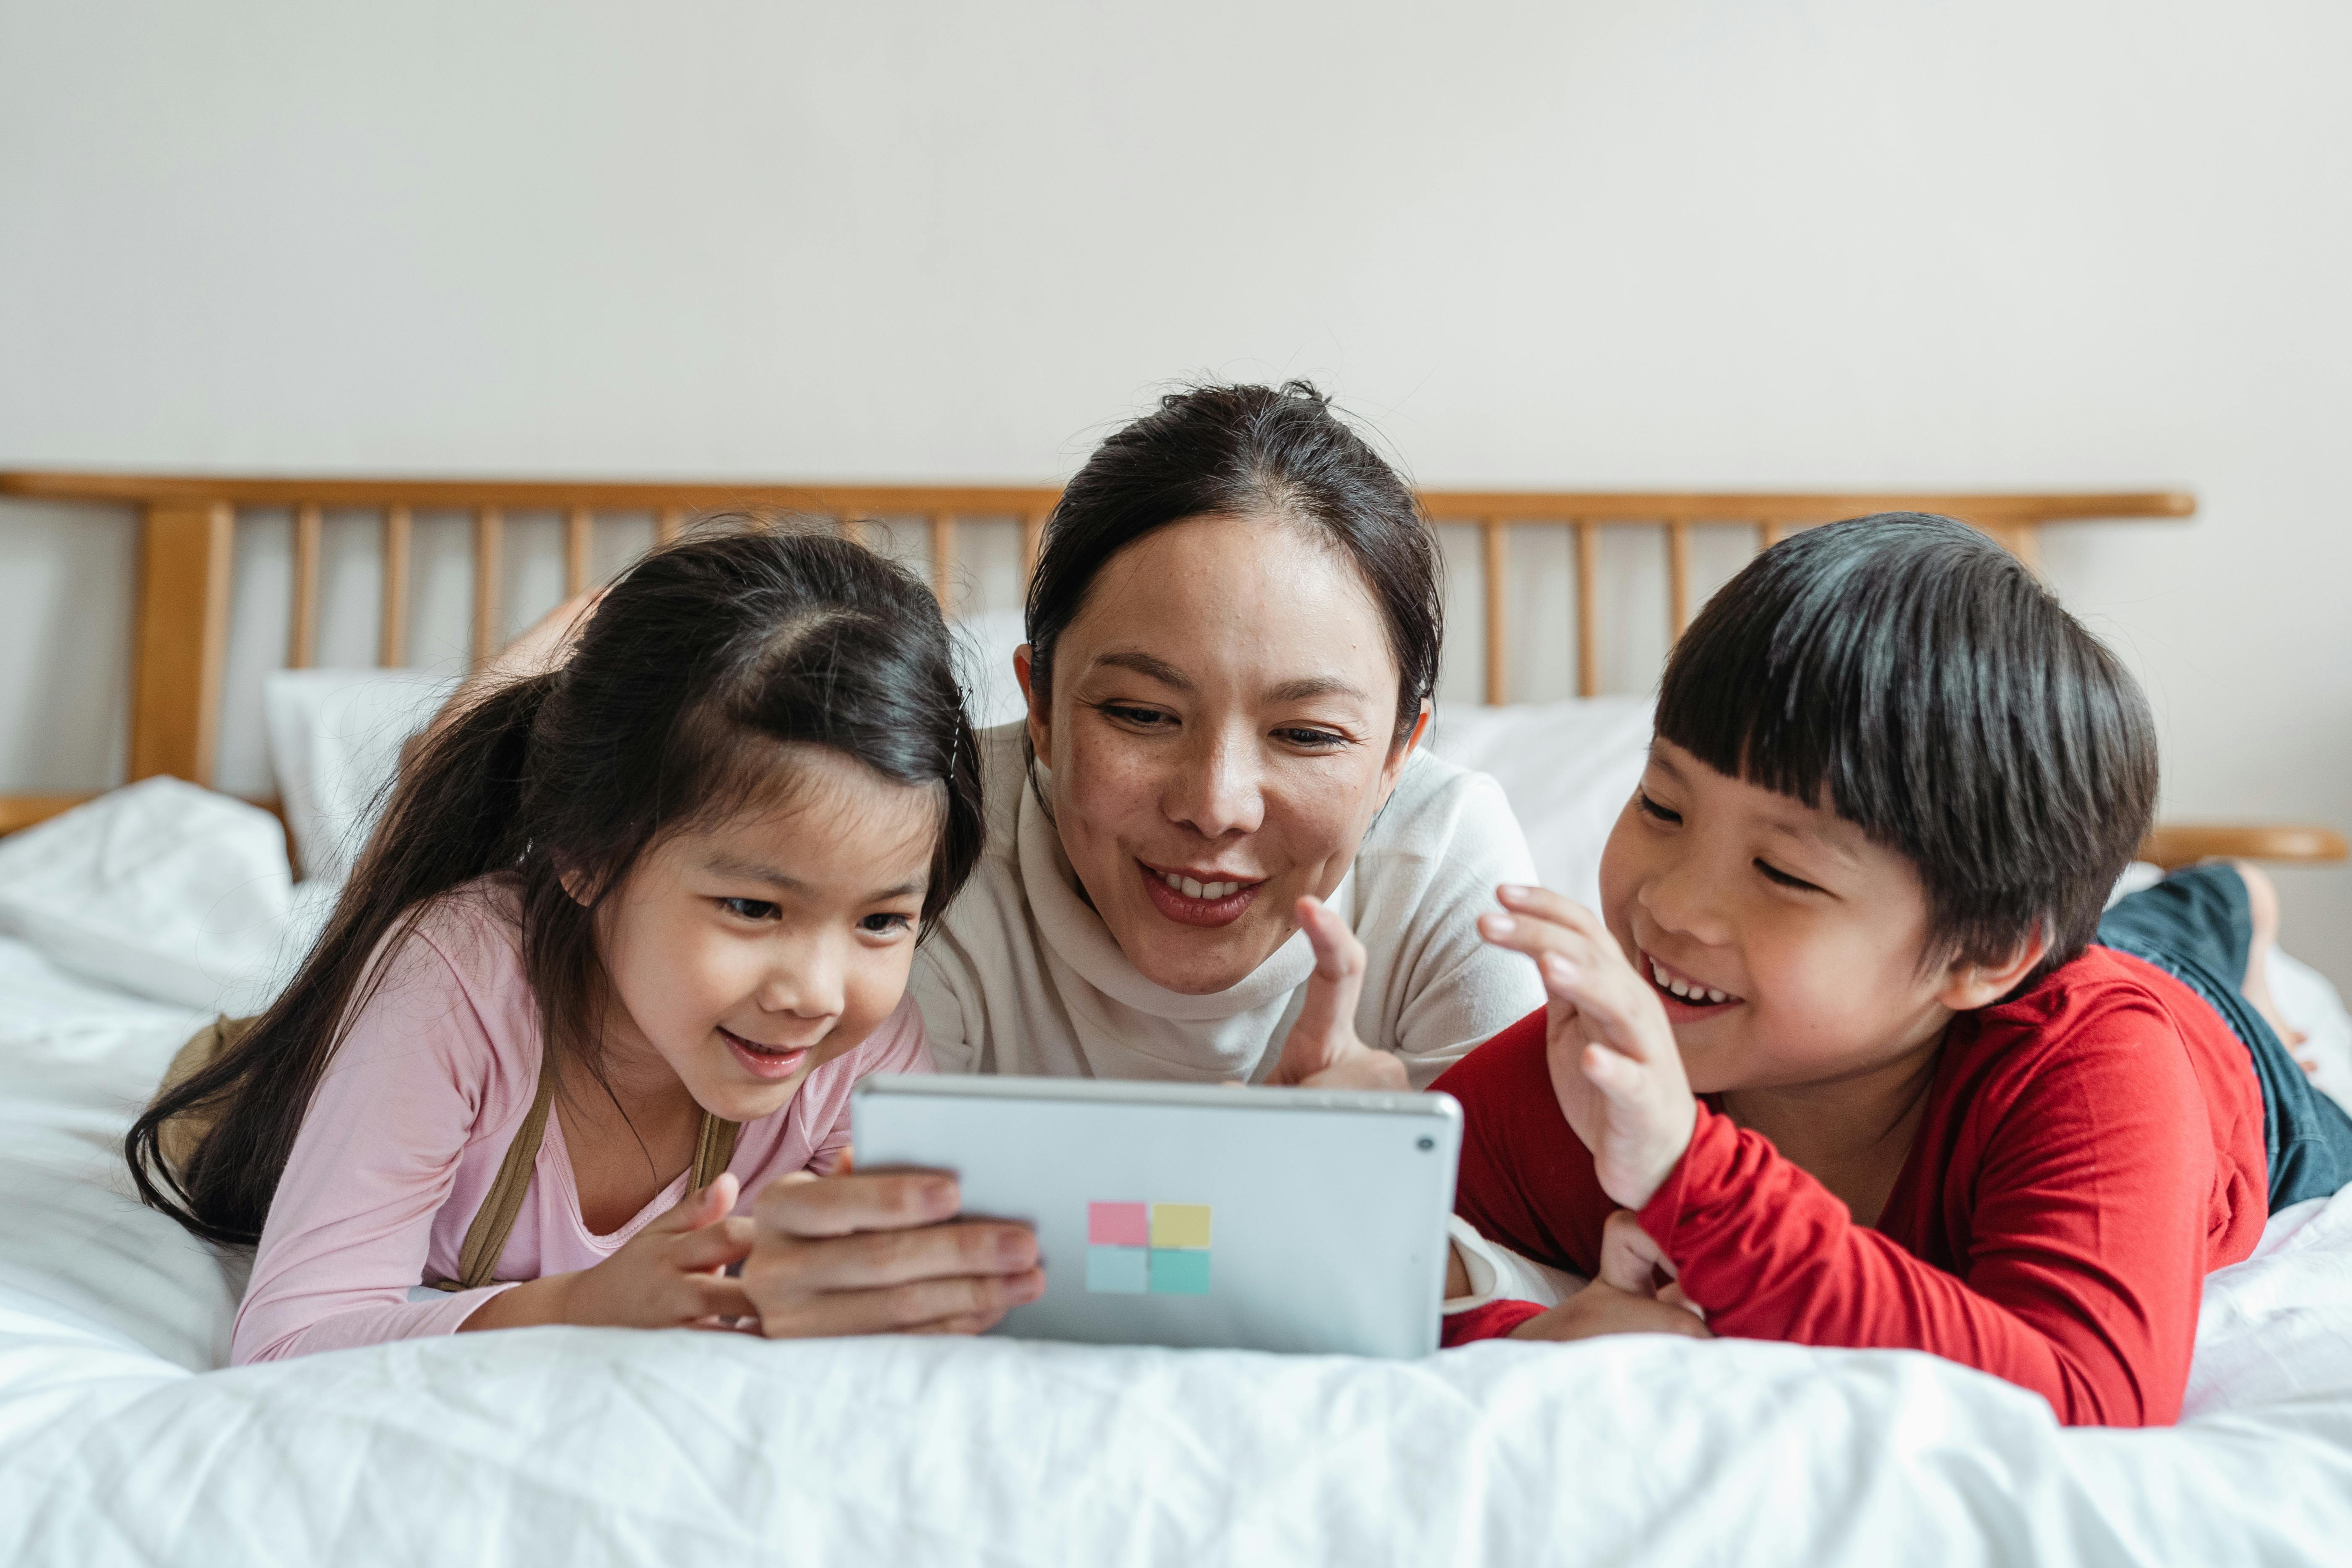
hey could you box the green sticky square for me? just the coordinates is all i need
[1148,1248,1211,1295]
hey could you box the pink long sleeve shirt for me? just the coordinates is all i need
[231,878,933,1365]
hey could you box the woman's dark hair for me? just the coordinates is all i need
[1654,512,2158,991]
[127,520,983,1247]
[1023,381,1442,788]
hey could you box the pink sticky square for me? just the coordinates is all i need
[1088,1201,1149,1246]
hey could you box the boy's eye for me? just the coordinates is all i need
[859,912,914,935]
[719,897,780,921]
[1755,859,1825,894]
[1636,791,1682,825]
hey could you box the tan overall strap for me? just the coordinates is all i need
[447,1051,560,1290]
[690,1111,742,1190]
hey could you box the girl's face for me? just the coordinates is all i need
[1020,513,1424,996]
[590,747,939,1121]
[1597,739,1996,1096]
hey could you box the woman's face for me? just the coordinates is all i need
[1018,513,1424,995]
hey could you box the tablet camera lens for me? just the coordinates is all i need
[1416,1136,1435,1151]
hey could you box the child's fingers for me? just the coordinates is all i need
[1543,954,1666,1060]
[1495,883,1612,940]
[655,1172,742,1235]
[686,1272,758,1323]
[673,1214,757,1274]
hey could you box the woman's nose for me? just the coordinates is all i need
[1164,726,1265,839]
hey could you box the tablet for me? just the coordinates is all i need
[850,1075,1462,1359]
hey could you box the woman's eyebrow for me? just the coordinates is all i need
[1265,675,1366,703]
[1092,649,1193,690]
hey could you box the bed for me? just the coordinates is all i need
[3,473,2350,1566]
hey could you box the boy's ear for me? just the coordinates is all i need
[1936,924,2050,1011]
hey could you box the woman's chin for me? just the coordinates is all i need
[1113,909,1291,995]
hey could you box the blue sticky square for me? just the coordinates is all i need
[1086,1246,1149,1294]
[1148,1248,1211,1295]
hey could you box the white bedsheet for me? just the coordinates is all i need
[3,938,2351,1564]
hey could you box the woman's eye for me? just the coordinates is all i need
[719,897,780,921]
[1098,703,1174,729]
[859,912,914,935]
[1755,860,1824,893]
[1274,727,1348,750]
[1636,792,1682,825]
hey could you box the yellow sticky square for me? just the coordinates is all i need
[1150,1203,1211,1249]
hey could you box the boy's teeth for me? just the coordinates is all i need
[1651,958,1730,1005]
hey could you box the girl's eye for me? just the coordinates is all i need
[1274,727,1348,750]
[719,897,780,921]
[859,912,914,935]
[1636,791,1682,825]
[1755,860,1825,894]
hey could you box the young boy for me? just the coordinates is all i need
[1439,513,2352,1427]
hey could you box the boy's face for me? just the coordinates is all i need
[1597,739,1962,1095]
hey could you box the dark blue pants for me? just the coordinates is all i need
[2098,862,2352,1211]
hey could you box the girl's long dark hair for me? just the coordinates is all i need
[127,520,983,1247]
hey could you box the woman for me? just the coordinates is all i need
[910,381,1542,1088]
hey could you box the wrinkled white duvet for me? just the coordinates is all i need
[5,781,2352,1565]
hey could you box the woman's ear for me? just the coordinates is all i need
[1935,924,2049,1011]
[1375,701,1432,802]
[1014,644,1050,761]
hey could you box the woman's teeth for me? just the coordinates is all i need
[1650,959,1732,1005]
[1161,871,1246,900]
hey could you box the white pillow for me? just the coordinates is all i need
[264,668,457,884]
[1425,697,1654,912]
[0,777,329,1013]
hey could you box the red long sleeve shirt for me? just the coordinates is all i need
[1434,946,2270,1426]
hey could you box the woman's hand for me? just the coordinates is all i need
[461,1172,757,1332]
[1506,1279,1714,1343]
[1478,884,1697,1211]
[1511,1211,1708,1340]
[1266,896,1409,1091]
[741,1167,1046,1337]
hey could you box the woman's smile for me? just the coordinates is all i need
[1137,857,1265,927]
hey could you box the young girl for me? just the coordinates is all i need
[128,523,1044,1361]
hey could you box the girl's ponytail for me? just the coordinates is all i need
[126,671,557,1246]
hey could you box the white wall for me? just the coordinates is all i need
[4,0,2349,983]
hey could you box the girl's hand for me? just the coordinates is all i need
[1266,896,1409,1091]
[742,1168,1046,1337]
[563,1172,758,1328]
[461,1172,757,1333]
[1478,884,1698,1211]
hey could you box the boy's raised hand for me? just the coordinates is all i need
[1478,884,1697,1211]
[1266,895,1409,1091]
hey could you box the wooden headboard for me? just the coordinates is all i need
[1,469,2339,869]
